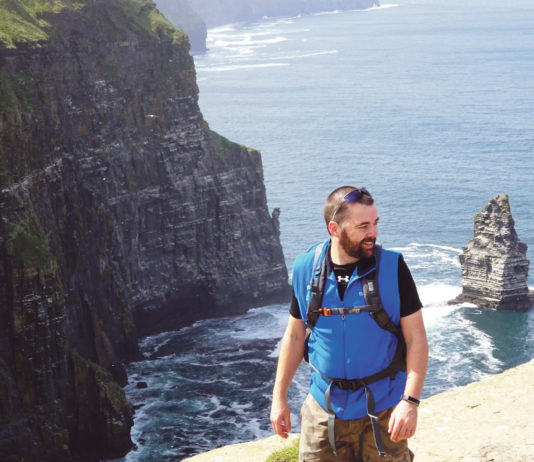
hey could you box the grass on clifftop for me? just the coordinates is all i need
[0,0,185,47]
[0,0,82,46]
[265,438,299,462]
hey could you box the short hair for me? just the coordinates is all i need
[324,185,374,229]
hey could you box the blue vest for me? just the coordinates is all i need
[292,240,407,420]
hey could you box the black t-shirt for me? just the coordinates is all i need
[289,255,422,319]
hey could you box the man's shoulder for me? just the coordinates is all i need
[378,245,402,264]
[294,240,329,268]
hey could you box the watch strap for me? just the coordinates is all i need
[401,394,420,406]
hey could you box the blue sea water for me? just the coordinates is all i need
[120,1,534,460]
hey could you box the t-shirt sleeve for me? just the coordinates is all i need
[289,289,302,319]
[398,256,423,317]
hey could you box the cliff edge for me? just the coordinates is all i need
[183,359,534,461]
[0,1,288,460]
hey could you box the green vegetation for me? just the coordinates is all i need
[265,438,299,462]
[0,0,185,48]
[97,0,185,45]
[205,120,256,161]
[0,0,79,47]
[6,218,53,267]
[0,71,32,112]
[206,123,236,160]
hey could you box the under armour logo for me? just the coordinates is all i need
[337,275,350,283]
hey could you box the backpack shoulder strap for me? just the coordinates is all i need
[362,244,402,336]
[361,244,406,375]
[303,241,328,362]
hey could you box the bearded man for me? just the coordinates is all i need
[271,186,428,462]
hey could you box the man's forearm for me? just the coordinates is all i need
[403,334,428,399]
[400,309,428,399]
[389,309,428,442]
[273,325,305,399]
[271,317,306,438]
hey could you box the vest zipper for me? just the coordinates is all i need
[342,292,347,379]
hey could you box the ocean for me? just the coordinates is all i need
[119,0,534,459]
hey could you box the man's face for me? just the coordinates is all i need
[338,203,379,261]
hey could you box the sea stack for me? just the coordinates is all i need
[454,195,532,311]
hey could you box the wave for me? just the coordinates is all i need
[410,242,462,253]
[138,330,177,359]
[389,242,462,284]
[391,242,462,254]
[208,30,282,44]
[273,49,339,60]
[197,62,289,72]
[313,10,341,16]
[208,24,238,34]
[263,15,301,25]
[419,282,461,309]
[360,4,400,11]
[425,306,504,395]
[208,48,338,62]
[215,36,287,47]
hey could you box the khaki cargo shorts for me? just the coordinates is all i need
[299,393,414,462]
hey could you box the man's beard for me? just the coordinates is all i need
[339,229,376,260]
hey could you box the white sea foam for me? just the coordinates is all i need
[208,24,238,34]
[269,16,300,25]
[232,304,289,341]
[425,304,504,396]
[390,242,461,275]
[422,304,460,328]
[198,62,289,72]
[242,417,267,440]
[419,282,461,308]
[313,10,341,16]
[138,330,176,358]
[410,242,462,253]
[270,50,339,60]
[391,242,462,256]
[360,4,400,12]
[215,36,287,47]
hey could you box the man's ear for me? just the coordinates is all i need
[328,220,341,238]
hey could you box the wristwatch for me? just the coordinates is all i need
[401,394,420,406]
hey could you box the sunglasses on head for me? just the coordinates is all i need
[330,187,372,222]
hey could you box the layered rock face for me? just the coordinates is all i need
[0,1,288,460]
[455,195,532,311]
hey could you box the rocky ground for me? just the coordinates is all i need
[184,358,534,461]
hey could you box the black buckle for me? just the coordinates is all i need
[333,379,364,391]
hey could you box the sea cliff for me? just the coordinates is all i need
[0,1,288,460]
